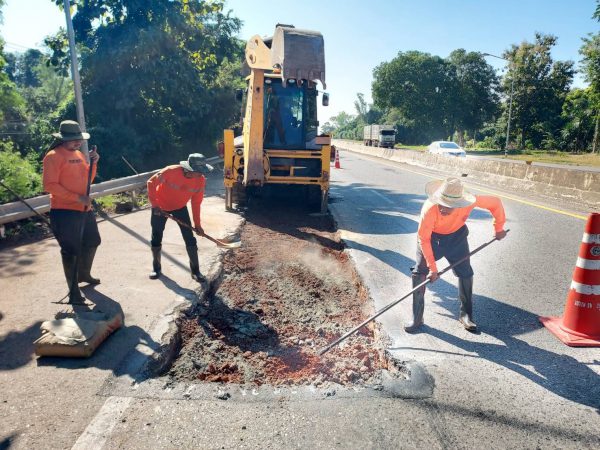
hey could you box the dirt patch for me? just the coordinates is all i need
[168,200,387,387]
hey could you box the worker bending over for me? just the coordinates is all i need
[405,177,507,333]
[147,153,213,282]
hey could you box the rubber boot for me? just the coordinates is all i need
[149,246,161,279]
[61,254,86,304]
[186,245,206,282]
[404,273,426,333]
[459,277,477,331]
[78,246,100,285]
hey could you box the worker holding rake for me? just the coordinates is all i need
[147,153,213,282]
[405,177,507,333]
[42,120,101,304]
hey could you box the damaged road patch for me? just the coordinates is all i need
[164,201,429,397]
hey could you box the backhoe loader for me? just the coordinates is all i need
[222,25,332,213]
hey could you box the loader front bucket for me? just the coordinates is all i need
[271,26,326,89]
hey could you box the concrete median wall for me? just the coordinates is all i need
[333,140,600,211]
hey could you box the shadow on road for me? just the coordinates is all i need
[0,321,43,371]
[329,182,600,413]
[34,287,133,374]
[393,275,600,413]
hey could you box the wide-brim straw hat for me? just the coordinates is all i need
[180,153,214,174]
[425,177,476,208]
[51,120,90,141]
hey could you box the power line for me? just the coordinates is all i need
[2,40,46,52]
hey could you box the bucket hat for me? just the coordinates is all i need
[52,120,90,141]
[425,177,476,208]
[180,153,214,174]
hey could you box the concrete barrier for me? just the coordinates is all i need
[333,140,600,210]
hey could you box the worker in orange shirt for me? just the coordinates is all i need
[147,154,213,282]
[42,120,101,304]
[405,177,507,333]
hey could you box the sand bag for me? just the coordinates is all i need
[34,312,123,358]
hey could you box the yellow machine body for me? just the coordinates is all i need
[223,25,331,213]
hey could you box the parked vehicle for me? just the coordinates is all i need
[427,141,466,157]
[363,125,395,148]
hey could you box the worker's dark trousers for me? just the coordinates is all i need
[150,206,197,247]
[49,209,101,257]
[411,225,474,279]
[407,225,475,329]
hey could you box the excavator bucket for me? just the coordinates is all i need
[270,26,326,89]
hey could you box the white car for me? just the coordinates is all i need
[427,141,466,157]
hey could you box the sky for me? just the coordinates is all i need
[2,0,599,123]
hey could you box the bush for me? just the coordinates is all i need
[0,142,42,203]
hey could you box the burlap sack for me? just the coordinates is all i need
[34,312,123,358]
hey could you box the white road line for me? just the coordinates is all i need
[72,396,132,450]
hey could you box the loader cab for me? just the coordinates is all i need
[263,76,319,150]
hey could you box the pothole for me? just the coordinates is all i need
[162,201,407,391]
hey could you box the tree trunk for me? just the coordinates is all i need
[457,129,465,147]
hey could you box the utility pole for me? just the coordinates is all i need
[63,0,89,161]
[482,53,514,158]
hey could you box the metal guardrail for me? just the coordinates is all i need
[0,170,158,225]
[0,156,224,225]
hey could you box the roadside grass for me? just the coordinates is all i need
[466,148,600,167]
[389,142,600,167]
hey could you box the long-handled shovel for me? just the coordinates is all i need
[318,230,510,356]
[159,210,241,249]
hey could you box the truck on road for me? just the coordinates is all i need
[363,124,395,148]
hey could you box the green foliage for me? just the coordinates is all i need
[372,51,451,140]
[446,50,499,144]
[558,88,595,151]
[0,142,42,202]
[4,49,44,87]
[371,50,499,145]
[47,0,244,178]
[503,33,574,149]
[0,42,26,125]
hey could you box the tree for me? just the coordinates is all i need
[503,34,574,149]
[580,4,600,152]
[560,88,596,152]
[50,0,244,177]
[446,49,499,146]
[0,142,42,202]
[4,49,44,87]
[372,51,451,141]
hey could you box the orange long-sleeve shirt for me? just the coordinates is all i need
[42,146,97,211]
[147,165,205,227]
[417,196,506,272]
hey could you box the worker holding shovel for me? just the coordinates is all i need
[147,153,213,282]
[405,177,507,333]
[42,120,101,304]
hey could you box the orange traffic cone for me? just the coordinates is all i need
[334,147,341,169]
[539,213,600,346]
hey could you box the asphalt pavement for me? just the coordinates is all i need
[1,161,599,449]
